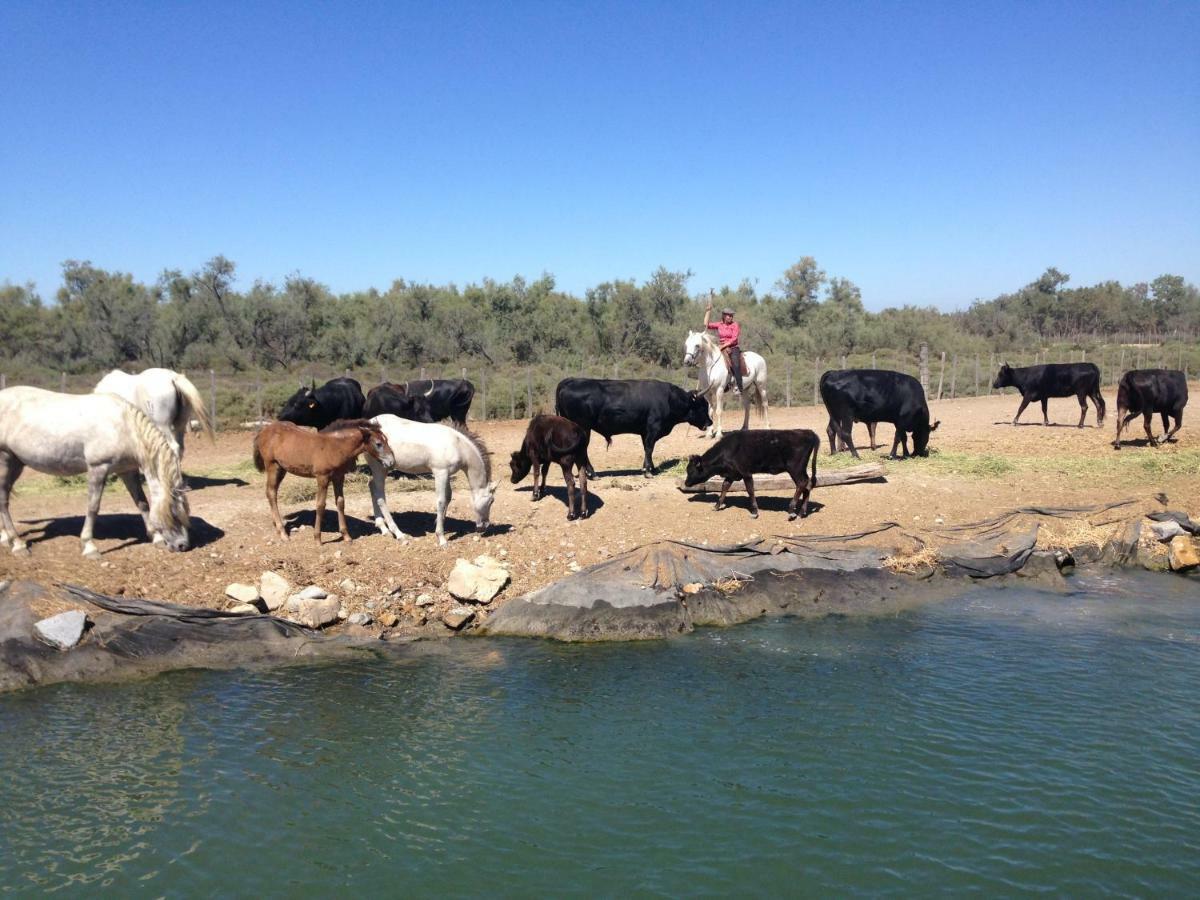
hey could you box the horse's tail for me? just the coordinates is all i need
[171,372,215,443]
[122,401,190,528]
[253,438,266,473]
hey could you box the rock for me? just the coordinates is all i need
[259,571,291,610]
[568,562,581,572]
[347,612,371,626]
[228,603,260,615]
[339,578,357,593]
[1150,520,1186,542]
[380,612,400,628]
[442,606,475,630]
[365,599,377,611]
[681,582,704,595]
[289,597,341,628]
[298,585,328,600]
[447,558,510,605]
[1169,536,1200,571]
[415,593,435,607]
[225,583,260,604]
[34,610,88,650]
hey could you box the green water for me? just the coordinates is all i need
[2,572,1199,895]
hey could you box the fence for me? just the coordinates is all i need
[3,338,1197,430]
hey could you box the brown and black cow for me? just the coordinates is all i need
[684,429,820,520]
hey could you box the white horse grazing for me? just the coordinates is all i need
[0,387,190,558]
[683,331,771,438]
[94,368,214,457]
[366,414,497,546]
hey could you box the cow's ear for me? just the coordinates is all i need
[688,454,699,463]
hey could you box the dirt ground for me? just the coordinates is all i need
[3,387,1197,631]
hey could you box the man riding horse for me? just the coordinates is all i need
[704,292,744,393]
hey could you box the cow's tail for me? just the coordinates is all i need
[172,372,215,442]
[1093,382,1107,425]
[810,434,819,487]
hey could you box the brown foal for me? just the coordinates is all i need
[253,420,395,542]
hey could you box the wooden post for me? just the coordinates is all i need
[480,370,488,420]
[344,368,350,378]
[525,369,533,416]
[60,371,67,392]
[256,379,263,423]
[973,355,979,396]
[785,362,792,408]
[209,370,217,432]
[936,351,946,400]
[871,351,876,370]
[950,354,958,399]
[812,359,820,406]
[462,367,467,380]
[988,352,994,395]
[1118,345,1126,380]
[0,374,5,391]
[840,354,847,370]
[420,366,427,380]
[509,377,515,420]
[919,343,929,393]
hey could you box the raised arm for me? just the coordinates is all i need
[704,289,713,328]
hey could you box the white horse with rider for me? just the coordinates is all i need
[0,386,191,558]
[94,367,214,458]
[683,297,770,438]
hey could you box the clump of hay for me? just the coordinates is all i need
[713,574,752,594]
[280,471,373,504]
[1036,518,1120,553]
[883,546,940,573]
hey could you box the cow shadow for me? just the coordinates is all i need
[17,513,225,552]
[686,493,826,517]
[595,457,682,478]
[283,509,381,539]
[994,421,1098,428]
[376,510,515,542]
[514,484,606,516]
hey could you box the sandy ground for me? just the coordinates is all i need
[3,388,1197,630]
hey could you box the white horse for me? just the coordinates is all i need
[0,387,190,558]
[94,367,214,457]
[683,331,771,438]
[366,414,497,546]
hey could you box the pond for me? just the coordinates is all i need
[2,571,1198,895]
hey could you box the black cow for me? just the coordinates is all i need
[684,429,820,520]
[509,415,593,520]
[554,377,712,476]
[820,370,939,459]
[992,362,1105,427]
[393,379,474,425]
[363,383,435,423]
[1113,369,1187,449]
[278,377,365,430]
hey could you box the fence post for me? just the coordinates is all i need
[950,354,958,399]
[480,370,487,420]
[420,366,426,380]
[612,362,619,379]
[462,367,467,380]
[988,352,994,394]
[936,351,946,400]
[526,369,533,416]
[871,351,876,370]
[60,371,67,392]
[0,374,5,391]
[209,370,217,432]
[840,354,847,370]
[973,355,979,396]
[509,378,515,420]
[785,363,792,408]
[812,359,820,406]
[919,343,929,394]
[256,379,263,423]
[381,364,386,384]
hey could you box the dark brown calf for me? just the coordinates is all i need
[684,429,820,520]
[509,415,593,520]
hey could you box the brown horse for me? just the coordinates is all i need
[253,420,394,543]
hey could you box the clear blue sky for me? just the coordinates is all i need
[2,0,1197,311]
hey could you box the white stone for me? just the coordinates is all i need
[339,578,357,592]
[225,583,260,604]
[228,603,259,615]
[290,597,341,628]
[447,558,510,605]
[347,612,371,626]
[1151,520,1186,542]
[415,593,435,607]
[34,610,88,650]
[259,571,291,611]
[442,606,475,630]
[298,585,328,600]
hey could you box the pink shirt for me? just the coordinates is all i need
[707,320,740,347]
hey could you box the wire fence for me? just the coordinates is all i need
[2,339,1196,430]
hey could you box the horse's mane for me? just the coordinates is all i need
[120,402,190,528]
[451,423,491,483]
[321,418,380,433]
[695,329,719,350]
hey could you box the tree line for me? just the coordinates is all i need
[1,255,1197,375]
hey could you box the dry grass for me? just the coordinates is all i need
[712,574,751,594]
[1036,518,1122,552]
[882,546,940,573]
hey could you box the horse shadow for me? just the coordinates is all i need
[596,457,682,478]
[185,474,249,489]
[685,493,826,517]
[514,484,606,516]
[379,509,515,542]
[17,513,225,551]
[283,509,381,539]
[994,421,1098,428]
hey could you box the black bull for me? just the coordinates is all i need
[278,377,365,430]
[993,362,1106,427]
[363,383,435,423]
[1113,369,1187,449]
[392,379,474,425]
[554,377,712,476]
[820,369,939,459]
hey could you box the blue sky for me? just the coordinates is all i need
[2,0,1197,311]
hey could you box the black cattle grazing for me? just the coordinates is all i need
[392,379,474,425]
[1113,369,1187,449]
[278,377,365,430]
[684,429,820,520]
[363,383,435,423]
[820,370,939,459]
[555,377,712,476]
[992,362,1105,427]
[509,415,593,520]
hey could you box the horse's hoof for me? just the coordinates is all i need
[13,544,31,558]
[83,547,100,560]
